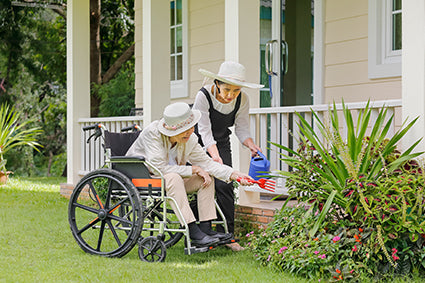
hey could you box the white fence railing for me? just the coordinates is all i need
[249,99,402,173]
[78,99,402,179]
[78,116,143,175]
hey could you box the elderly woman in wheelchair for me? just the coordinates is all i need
[126,102,253,247]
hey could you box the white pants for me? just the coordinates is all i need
[164,173,216,225]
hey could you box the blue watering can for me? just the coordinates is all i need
[248,151,270,180]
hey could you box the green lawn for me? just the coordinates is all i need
[0,176,305,283]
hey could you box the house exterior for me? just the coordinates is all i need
[66,0,425,205]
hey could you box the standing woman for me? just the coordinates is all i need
[193,61,264,251]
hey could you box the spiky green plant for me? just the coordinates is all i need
[0,104,42,173]
[272,100,423,237]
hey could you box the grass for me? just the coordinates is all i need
[0,176,305,283]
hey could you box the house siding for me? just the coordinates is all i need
[187,0,225,103]
[324,0,401,104]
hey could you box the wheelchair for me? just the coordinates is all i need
[68,123,235,262]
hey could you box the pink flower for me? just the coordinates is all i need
[352,245,358,252]
[318,254,326,259]
[267,255,271,261]
[314,250,319,255]
[278,246,288,254]
[332,236,341,243]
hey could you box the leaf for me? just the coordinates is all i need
[309,190,337,237]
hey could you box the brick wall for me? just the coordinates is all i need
[60,183,74,199]
[235,204,277,231]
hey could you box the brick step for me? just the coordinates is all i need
[235,199,298,230]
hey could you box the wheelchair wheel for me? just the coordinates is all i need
[146,201,184,248]
[138,236,166,262]
[68,168,143,257]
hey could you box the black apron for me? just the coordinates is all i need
[195,86,241,156]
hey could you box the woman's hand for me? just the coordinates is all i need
[192,165,212,188]
[243,138,262,157]
[207,144,223,164]
[230,171,254,186]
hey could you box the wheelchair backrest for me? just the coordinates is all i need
[104,131,141,156]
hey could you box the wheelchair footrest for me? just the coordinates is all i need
[214,236,238,246]
[184,246,213,255]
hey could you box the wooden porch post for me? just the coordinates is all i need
[225,0,261,204]
[402,0,425,152]
[66,0,90,185]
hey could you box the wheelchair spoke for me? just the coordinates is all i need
[108,214,134,226]
[77,217,101,235]
[88,180,104,209]
[106,219,122,247]
[104,178,113,209]
[96,220,107,251]
[72,202,100,215]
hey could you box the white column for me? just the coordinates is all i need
[402,0,425,152]
[134,0,143,110]
[142,0,170,124]
[313,0,325,105]
[66,0,90,185]
[225,0,261,204]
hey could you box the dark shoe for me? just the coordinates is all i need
[191,234,219,247]
[208,231,233,241]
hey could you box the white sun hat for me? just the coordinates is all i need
[158,102,201,137]
[199,61,264,89]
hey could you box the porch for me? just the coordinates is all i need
[60,98,402,227]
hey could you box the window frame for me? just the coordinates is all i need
[170,0,189,98]
[368,0,402,79]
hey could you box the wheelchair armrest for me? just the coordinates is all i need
[110,155,146,162]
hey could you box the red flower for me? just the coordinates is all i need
[352,245,358,252]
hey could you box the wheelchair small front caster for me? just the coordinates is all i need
[138,236,166,262]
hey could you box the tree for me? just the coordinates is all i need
[90,0,135,116]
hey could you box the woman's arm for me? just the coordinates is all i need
[235,93,262,156]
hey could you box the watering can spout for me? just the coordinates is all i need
[248,151,270,180]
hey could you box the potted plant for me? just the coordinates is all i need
[0,104,42,185]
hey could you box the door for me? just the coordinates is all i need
[260,0,313,107]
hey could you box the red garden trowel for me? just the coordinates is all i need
[237,177,276,193]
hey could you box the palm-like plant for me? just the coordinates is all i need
[272,100,423,236]
[0,104,42,174]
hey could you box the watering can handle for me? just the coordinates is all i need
[256,151,267,160]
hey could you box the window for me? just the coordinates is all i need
[368,0,402,79]
[170,0,188,98]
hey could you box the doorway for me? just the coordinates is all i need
[259,0,314,107]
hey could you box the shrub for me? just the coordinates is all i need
[249,101,425,281]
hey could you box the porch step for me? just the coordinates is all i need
[235,199,298,230]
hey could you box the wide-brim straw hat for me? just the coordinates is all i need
[199,61,264,89]
[158,102,201,137]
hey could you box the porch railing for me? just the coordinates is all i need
[78,99,402,179]
[249,99,402,174]
[78,116,143,175]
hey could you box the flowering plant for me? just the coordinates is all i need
[249,101,425,280]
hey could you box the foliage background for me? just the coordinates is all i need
[0,0,135,176]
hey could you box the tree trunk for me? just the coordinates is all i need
[102,44,135,84]
[47,151,54,177]
[90,0,101,117]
